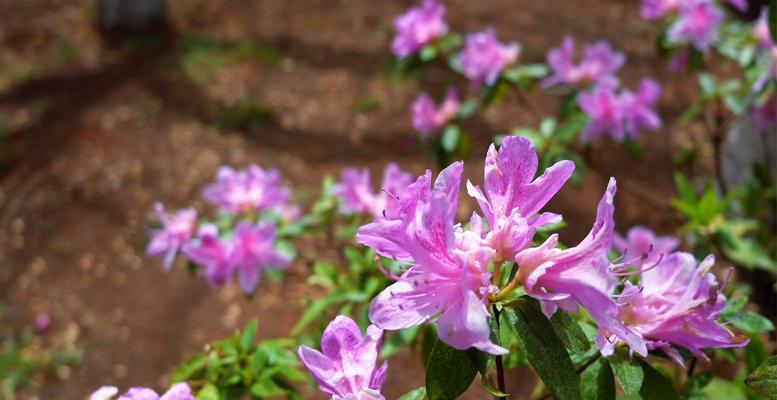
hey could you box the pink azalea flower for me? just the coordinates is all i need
[391,0,448,58]
[620,78,663,139]
[332,163,414,218]
[640,0,681,19]
[667,0,723,52]
[411,88,460,136]
[182,224,234,287]
[466,136,574,263]
[754,8,774,49]
[605,253,749,365]
[230,221,290,294]
[358,163,507,354]
[614,225,679,267]
[34,312,51,334]
[579,79,662,142]
[298,316,388,400]
[89,383,193,400]
[146,203,197,270]
[458,29,520,85]
[543,37,625,89]
[203,164,291,215]
[514,178,647,357]
[726,0,748,12]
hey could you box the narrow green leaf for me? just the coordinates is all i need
[550,311,591,355]
[744,334,768,374]
[170,354,207,381]
[441,125,461,153]
[745,355,777,398]
[608,348,643,397]
[425,337,478,400]
[580,358,615,400]
[398,387,427,400]
[240,318,258,352]
[510,297,581,400]
[639,360,679,400]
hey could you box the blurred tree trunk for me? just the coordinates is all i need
[96,0,166,32]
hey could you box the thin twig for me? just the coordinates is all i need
[492,305,507,397]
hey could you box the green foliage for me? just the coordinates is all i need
[549,310,591,355]
[0,329,81,400]
[398,387,427,400]
[508,297,581,400]
[425,336,479,400]
[746,355,777,398]
[579,358,615,400]
[171,320,305,399]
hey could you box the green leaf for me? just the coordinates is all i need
[170,354,207,381]
[580,358,615,400]
[745,355,777,398]
[716,225,777,273]
[240,318,258,352]
[398,387,427,400]
[420,45,438,62]
[608,348,643,397]
[441,125,461,153]
[745,334,768,374]
[509,297,581,400]
[549,311,591,355]
[251,379,282,397]
[196,384,220,400]
[639,360,678,400]
[425,337,478,400]
[679,103,703,126]
[731,311,775,333]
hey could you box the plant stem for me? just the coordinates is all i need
[492,305,507,397]
[575,352,602,375]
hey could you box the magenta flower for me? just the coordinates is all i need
[514,178,646,356]
[640,0,681,19]
[458,29,520,85]
[579,79,661,142]
[89,383,193,400]
[466,136,574,263]
[391,0,448,58]
[298,315,388,400]
[182,224,234,287]
[203,164,291,215]
[333,163,414,218]
[578,84,625,141]
[754,9,774,49]
[667,0,723,51]
[606,253,749,365]
[230,221,291,294]
[34,312,51,334]
[411,88,460,136]
[358,163,507,354]
[146,203,197,270]
[620,78,662,138]
[543,38,625,89]
[726,0,747,12]
[614,226,679,267]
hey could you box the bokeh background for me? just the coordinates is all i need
[0,0,771,398]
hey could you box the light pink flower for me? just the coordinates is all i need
[641,0,681,19]
[605,253,749,365]
[514,178,646,356]
[231,221,291,294]
[89,383,193,400]
[358,162,507,354]
[182,224,234,287]
[298,315,387,400]
[203,164,291,215]
[146,203,197,270]
[754,9,774,49]
[543,37,625,89]
[333,163,414,219]
[458,29,520,85]
[667,0,723,52]
[411,88,460,135]
[614,225,679,267]
[391,0,448,58]
[466,136,574,263]
[579,79,662,142]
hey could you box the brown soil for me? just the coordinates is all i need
[0,0,716,399]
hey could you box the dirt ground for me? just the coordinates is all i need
[0,0,717,398]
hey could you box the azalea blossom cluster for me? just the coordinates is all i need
[146,164,295,294]
[332,163,414,218]
[343,136,747,363]
[642,1,776,131]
